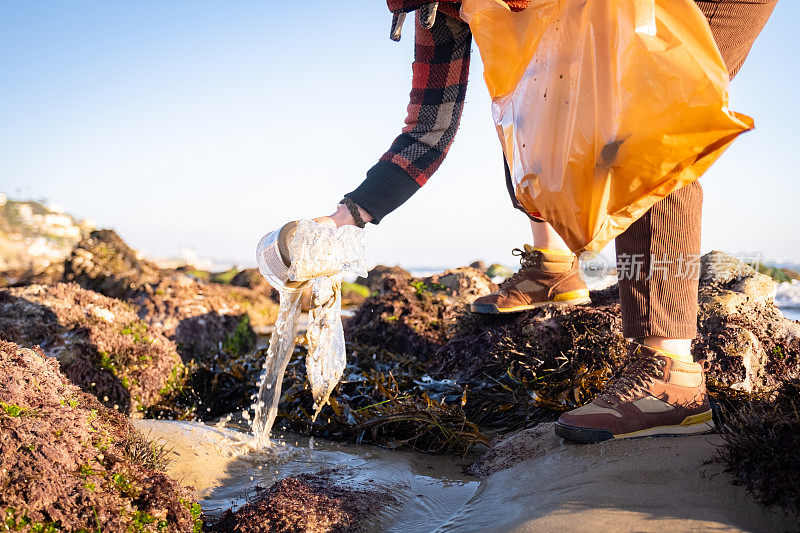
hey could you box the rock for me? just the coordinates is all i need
[208,470,396,533]
[0,283,185,416]
[466,423,558,477]
[355,264,412,294]
[70,231,278,329]
[340,281,369,307]
[699,251,777,313]
[132,275,262,359]
[56,231,282,418]
[64,229,162,300]
[63,229,277,348]
[435,252,799,402]
[427,266,499,307]
[280,252,797,454]
[133,275,273,420]
[696,251,800,393]
[0,268,22,287]
[344,267,497,362]
[231,268,277,296]
[0,263,65,287]
[470,260,487,271]
[434,293,627,413]
[18,262,65,285]
[486,263,514,280]
[0,340,201,532]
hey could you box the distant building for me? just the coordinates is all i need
[46,203,65,214]
[44,213,80,238]
[79,218,97,232]
[17,204,33,222]
[0,198,89,272]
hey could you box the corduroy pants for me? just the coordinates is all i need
[616,0,778,339]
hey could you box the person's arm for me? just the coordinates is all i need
[338,12,472,226]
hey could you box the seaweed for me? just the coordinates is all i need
[714,381,800,518]
[270,279,628,454]
[271,344,490,454]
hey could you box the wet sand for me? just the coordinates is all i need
[132,420,797,532]
[131,419,479,532]
[439,423,798,532]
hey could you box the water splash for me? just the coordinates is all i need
[251,288,303,448]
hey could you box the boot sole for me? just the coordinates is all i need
[554,411,715,444]
[471,292,591,314]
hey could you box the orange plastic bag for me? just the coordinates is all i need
[461,0,753,252]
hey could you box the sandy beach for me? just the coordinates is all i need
[132,419,798,532]
[440,423,797,532]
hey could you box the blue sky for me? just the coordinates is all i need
[1,1,798,269]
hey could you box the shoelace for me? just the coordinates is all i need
[599,347,667,404]
[500,248,542,289]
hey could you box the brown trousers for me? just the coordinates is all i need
[617,0,778,339]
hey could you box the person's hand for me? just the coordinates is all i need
[313,202,372,229]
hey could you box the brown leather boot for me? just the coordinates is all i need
[554,344,714,443]
[471,245,590,314]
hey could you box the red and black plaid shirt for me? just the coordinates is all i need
[344,3,529,223]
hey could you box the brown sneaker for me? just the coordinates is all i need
[554,344,714,443]
[471,245,590,314]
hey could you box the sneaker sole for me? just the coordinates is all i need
[554,411,715,444]
[471,291,591,314]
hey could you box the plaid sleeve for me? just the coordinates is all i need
[345,13,472,223]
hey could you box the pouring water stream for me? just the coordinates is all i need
[252,220,366,447]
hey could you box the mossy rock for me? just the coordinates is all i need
[0,283,185,416]
[0,340,202,532]
[273,253,799,455]
[355,265,412,294]
[341,281,370,307]
[63,229,162,300]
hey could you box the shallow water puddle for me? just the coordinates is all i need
[132,419,479,532]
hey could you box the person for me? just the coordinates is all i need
[313,0,778,443]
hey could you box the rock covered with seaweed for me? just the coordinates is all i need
[0,283,185,416]
[0,227,286,423]
[714,379,800,518]
[695,251,800,393]
[3,225,798,525]
[51,229,283,420]
[64,229,279,331]
[63,229,163,300]
[269,252,799,465]
[344,266,497,362]
[0,339,201,531]
[208,470,395,533]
